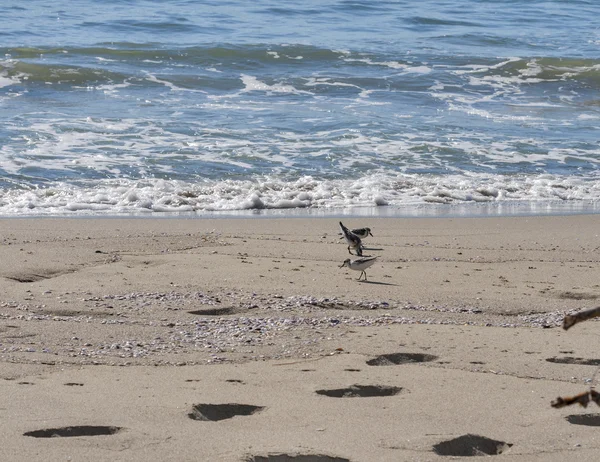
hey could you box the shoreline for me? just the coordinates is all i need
[2,214,600,460]
[3,199,600,220]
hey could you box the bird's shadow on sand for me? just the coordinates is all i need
[357,280,398,286]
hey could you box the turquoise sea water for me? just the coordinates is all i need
[1,1,599,217]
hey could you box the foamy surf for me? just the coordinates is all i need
[1,2,599,217]
[2,173,600,217]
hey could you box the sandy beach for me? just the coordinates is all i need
[2,215,600,461]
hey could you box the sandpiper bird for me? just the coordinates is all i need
[340,256,378,281]
[339,221,363,256]
[350,227,373,239]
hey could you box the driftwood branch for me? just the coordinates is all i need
[551,389,600,408]
[563,306,600,330]
[552,308,600,408]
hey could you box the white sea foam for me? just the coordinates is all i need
[240,74,313,95]
[0,59,28,86]
[304,77,362,90]
[143,73,207,93]
[92,80,133,94]
[578,114,600,120]
[344,57,432,73]
[3,105,597,191]
[453,57,522,75]
[2,173,600,217]
[0,75,15,88]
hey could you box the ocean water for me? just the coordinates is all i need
[1,0,600,217]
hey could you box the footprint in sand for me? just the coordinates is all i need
[315,384,403,398]
[188,403,264,421]
[188,306,239,316]
[366,352,438,366]
[433,434,512,457]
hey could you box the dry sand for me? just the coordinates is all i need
[1,215,600,461]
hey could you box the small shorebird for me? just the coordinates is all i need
[340,256,378,281]
[339,221,363,256]
[350,227,373,239]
